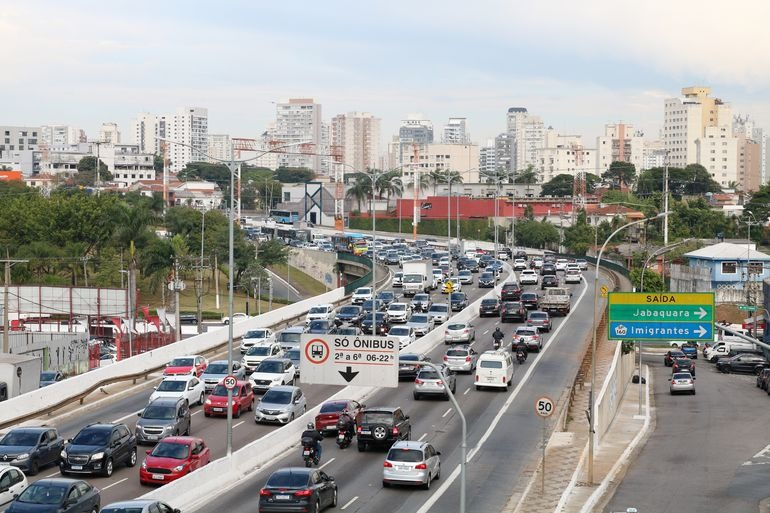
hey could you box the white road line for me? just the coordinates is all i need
[319,457,335,469]
[191,410,202,416]
[102,477,128,491]
[463,387,470,395]
[482,329,489,335]
[418,433,427,441]
[44,470,60,478]
[112,410,142,424]
[752,443,770,459]
[341,497,359,510]
[441,408,452,418]
[233,421,245,429]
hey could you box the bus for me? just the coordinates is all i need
[270,210,300,224]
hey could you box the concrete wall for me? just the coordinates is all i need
[9,332,90,374]
[594,342,636,445]
[289,248,337,288]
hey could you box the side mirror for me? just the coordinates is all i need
[137,411,143,417]
[188,385,195,390]
[0,486,8,494]
[153,386,158,390]
[146,449,152,455]
[436,451,442,455]
[405,415,410,419]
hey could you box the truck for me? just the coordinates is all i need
[402,260,435,297]
[539,287,572,316]
[0,354,42,401]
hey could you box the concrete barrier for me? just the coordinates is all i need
[594,341,636,446]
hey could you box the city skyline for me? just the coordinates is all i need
[2,1,770,147]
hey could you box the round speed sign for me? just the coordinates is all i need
[535,396,555,418]
[223,375,238,390]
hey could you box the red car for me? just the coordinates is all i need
[139,436,210,485]
[204,381,253,418]
[163,355,208,377]
[314,399,364,434]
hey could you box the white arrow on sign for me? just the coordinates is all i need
[695,307,708,320]
[694,325,708,338]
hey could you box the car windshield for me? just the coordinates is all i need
[338,328,359,335]
[522,293,537,299]
[388,448,425,462]
[266,470,310,488]
[156,380,186,392]
[447,323,467,330]
[256,361,284,373]
[17,483,66,505]
[389,327,410,336]
[414,294,429,301]
[245,330,268,338]
[309,307,328,314]
[151,441,190,459]
[355,288,372,295]
[247,346,272,356]
[670,352,686,358]
[410,315,429,323]
[362,412,394,424]
[278,331,302,343]
[169,357,193,367]
[206,363,229,374]
[429,305,448,312]
[401,354,419,362]
[505,302,523,309]
[363,313,386,322]
[390,304,406,311]
[379,292,394,300]
[262,389,292,404]
[481,273,493,279]
[319,402,346,413]
[339,306,359,314]
[286,349,300,361]
[102,509,144,513]
[480,360,503,369]
[72,428,110,446]
[211,385,232,396]
[672,373,692,380]
[0,430,39,446]
[417,370,440,380]
[459,270,471,276]
[481,299,497,306]
[143,405,176,420]
[40,371,59,380]
[446,349,468,357]
[529,312,548,320]
[450,293,464,300]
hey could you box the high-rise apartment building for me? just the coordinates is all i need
[479,140,497,178]
[398,142,479,188]
[330,112,380,172]
[99,122,121,144]
[493,132,512,176]
[595,123,644,174]
[642,139,667,170]
[207,134,231,163]
[40,125,85,149]
[442,117,469,144]
[0,126,41,175]
[388,114,434,170]
[534,131,595,183]
[273,98,322,173]
[132,108,207,173]
[506,107,546,171]
[752,127,768,185]
[131,112,167,155]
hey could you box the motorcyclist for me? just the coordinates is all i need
[336,409,356,442]
[492,327,505,349]
[301,423,323,462]
[513,337,528,360]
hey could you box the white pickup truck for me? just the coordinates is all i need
[539,287,572,316]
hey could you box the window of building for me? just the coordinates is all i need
[749,262,764,275]
[722,262,737,274]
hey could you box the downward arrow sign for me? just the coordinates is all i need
[695,325,708,338]
[695,307,708,320]
[339,366,359,383]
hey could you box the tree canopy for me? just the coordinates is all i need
[602,161,636,190]
[635,164,722,199]
[275,167,314,183]
[74,156,112,186]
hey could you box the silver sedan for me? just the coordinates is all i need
[443,345,478,373]
[669,372,695,395]
[444,322,476,344]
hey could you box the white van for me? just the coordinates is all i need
[705,340,757,362]
[475,350,514,390]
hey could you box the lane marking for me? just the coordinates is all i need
[44,471,60,478]
[463,387,470,395]
[319,457,335,470]
[441,408,452,418]
[112,410,142,424]
[482,329,489,335]
[192,410,202,416]
[341,497,359,510]
[102,477,128,490]
[233,421,245,429]
[752,443,770,460]
[418,433,427,441]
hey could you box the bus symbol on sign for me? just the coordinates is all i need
[305,338,330,365]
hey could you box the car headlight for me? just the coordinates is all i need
[173,464,185,472]
[91,452,104,460]
[141,460,147,469]
[205,399,212,405]
[15,453,29,460]
[60,450,67,459]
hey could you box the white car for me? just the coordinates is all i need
[388,326,416,349]
[242,341,284,371]
[532,257,544,269]
[519,269,539,285]
[305,304,335,324]
[513,258,527,271]
[352,287,374,304]
[392,272,403,287]
[576,259,588,271]
[565,262,580,273]
[240,327,276,354]
[149,375,206,406]
[497,250,509,261]
[555,259,569,271]
[457,270,473,284]
[432,269,445,284]
[223,312,248,325]
[387,302,412,323]
[565,269,582,284]
[0,465,28,510]
[249,357,296,393]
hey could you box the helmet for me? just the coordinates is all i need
[307,423,315,430]
[495,327,502,332]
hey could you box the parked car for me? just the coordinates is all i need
[240,328,276,354]
[526,311,552,333]
[500,282,522,301]
[669,372,695,395]
[519,270,539,285]
[136,397,191,444]
[671,357,695,376]
[479,298,501,317]
[6,478,99,513]
[501,301,527,323]
[450,292,468,312]
[249,358,296,393]
[101,500,180,513]
[204,381,253,418]
[664,350,687,367]
[254,385,307,424]
[357,407,411,452]
[0,427,63,475]
[443,345,478,373]
[398,354,431,381]
[383,440,441,489]
[200,360,245,392]
[716,353,768,374]
[315,399,364,434]
[513,326,542,352]
[414,365,456,400]
[258,467,337,513]
[150,375,206,406]
[39,371,64,387]
[0,466,27,511]
[427,303,450,325]
[60,423,137,477]
[406,314,435,337]
[478,271,496,288]
[163,355,208,377]
[138,436,210,485]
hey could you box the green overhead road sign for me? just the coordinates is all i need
[610,304,713,322]
[608,292,715,341]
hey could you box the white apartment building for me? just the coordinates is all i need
[506,107,546,171]
[330,112,380,172]
[389,114,434,169]
[534,132,595,183]
[100,123,121,144]
[398,143,479,193]
[131,107,206,173]
[272,98,322,173]
[442,117,469,144]
[695,125,738,187]
[595,123,644,175]
[753,127,768,184]
[0,126,40,174]
[40,125,85,149]
[131,112,167,155]
[108,144,156,186]
[479,141,497,178]
[208,134,231,163]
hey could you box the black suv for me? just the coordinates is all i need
[500,282,522,301]
[61,423,137,477]
[357,407,411,452]
[450,292,468,312]
[334,305,364,326]
[0,427,64,475]
[479,298,501,317]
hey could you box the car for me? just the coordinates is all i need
[305,304,335,324]
[500,282,522,301]
[135,397,191,444]
[479,298,501,317]
[39,371,64,387]
[513,259,527,271]
[463,259,480,273]
[431,268,445,285]
[150,375,206,406]
[427,303,450,325]
[306,319,338,334]
[442,279,462,294]
[200,360,246,392]
[513,326,542,352]
[716,353,769,374]
[576,259,588,271]
[285,348,301,377]
[138,436,210,486]
[671,357,695,376]
[450,292,468,312]
[389,326,416,350]
[254,385,307,424]
[386,251,401,265]
[531,256,544,269]
[240,328,276,353]
[410,293,432,313]
[361,299,386,314]
[60,423,137,477]
[487,261,504,276]
[222,312,248,325]
[541,275,559,289]
[382,440,441,489]
[249,358,296,393]
[669,372,695,395]
[163,355,208,377]
[392,272,404,287]
[680,341,698,359]
[361,312,390,335]
[564,269,582,284]
[457,270,474,285]
[414,365,456,400]
[242,342,285,371]
[439,263,451,278]
[258,467,337,513]
[555,258,569,271]
[276,326,306,351]
[526,310,552,333]
[519,269,539,285]
[315,399,364,434]
[406,314,435,337]
[204,381,253,418]
[0,466,27,511]
[566,262,580,272]
[398,353,431,380]
[663,350,687,367]
[101,500,180,513]
[501,301,527,322]
[520,291,539,310]
[356,407,411,452]
[444,322,476,344]
[478,271,496,288]
[443,345,478,373]
[6,478,100,513]
[386,302,412,323]
[334,305,364,326]
[376,290,397,306]
[337,326,361,336]
[0,427,63,475]
[758,367,770,390]
[540,264,557,277]
[351,287,373,304]
[475,350,514,390]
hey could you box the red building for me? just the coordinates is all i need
[393,196,576,220]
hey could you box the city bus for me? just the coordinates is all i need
[270,210,300,224]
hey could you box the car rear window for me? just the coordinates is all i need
[266,470,310,488]
[480,360,503,369]
[417,370,440,380]
[481,299,497,305]
[446,349,468,357]
[319,402,346,413]
[447,324,467,330]
[529,312,548,319]
[672,373,692,380]
[362,412,394,424]
[387,448,424,462]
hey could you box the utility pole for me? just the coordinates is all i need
[214,254,220,310]
[663,153,669,245]
[173,257,182,342]
[2,258,28,353]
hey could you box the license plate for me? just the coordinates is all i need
[397,465,410,470]
[275,494,291,500]
[213,408,224,412]
[152,474,164,480]
[147,435,158,441]
[303,450,310,455]
[360,430,370,434]
[71,465,83,470]
[338,434,345,440]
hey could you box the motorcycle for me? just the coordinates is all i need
[301,437,320,467]
[516,350,526,365]
[336,428,353,449]
[493,339,501,350]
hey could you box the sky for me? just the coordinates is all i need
[2,0,770,147]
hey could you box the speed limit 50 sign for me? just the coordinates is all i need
[535,396,555,418]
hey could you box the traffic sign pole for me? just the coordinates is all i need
[535,396,554,494]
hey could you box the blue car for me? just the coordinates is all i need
[7,478,100,513]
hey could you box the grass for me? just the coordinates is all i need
[268,263,328,297]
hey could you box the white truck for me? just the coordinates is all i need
[0,354,42,401]
[402,260,435,296]
[539,287,572,316]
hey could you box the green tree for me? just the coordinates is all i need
[629,268,665,292]
[563,210,596,255]
[74,156,112,186]
[345,174,372,213]
[602,161,636,190]
[514,165,538,184]
[255,239,290,267]
[275,167,314,183]
[515,219,559,248]
[540,174,574,197]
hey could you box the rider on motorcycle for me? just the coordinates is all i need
[513,337,528,360]
[336,409,356,442]
[492,327,505,348]
[301,423,323,461]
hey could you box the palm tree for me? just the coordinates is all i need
[376,170,404,209]
[514,165,538,185]
[428,169,445,195]
[345,174,372,213]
